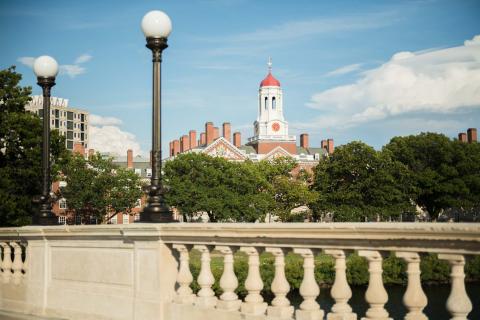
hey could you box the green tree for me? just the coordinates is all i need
[58,153,144,223]
[312,141,414,222]
[0,66,67,227]
[164,153,271,222]
[384,133,480,220]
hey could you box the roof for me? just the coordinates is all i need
[260,72,281,87]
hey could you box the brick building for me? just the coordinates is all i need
[168,61,334,172]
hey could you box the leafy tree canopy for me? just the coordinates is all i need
[0,66,67,227]
[58,153,144,223]
[312,141,415,222]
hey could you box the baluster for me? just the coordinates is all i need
[358,250,391,320]
[1,242,13,283]
[240,246,267,315]
[10,242,23,285]
[266,247,293,319]
[294,248,324,320]
[193,245,217,308]
[173,244,196,304]
[438,254,472,320]
[324,249,357,320]
[216,245,241,311]
[21,243,28,279]
[396,252,427,320]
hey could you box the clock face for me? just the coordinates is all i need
[271,122,280,132]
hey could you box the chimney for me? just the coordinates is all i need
[327,139,334,154]
[321,140,327,150]
[73,143,85,156]
[169,141,173,156]
[233,132,241,148]
[179,137,184,153]
[206,122,214,145]
[189,130,197,149]
[300,133,309,149]
[213,127,220,140]
[173,140,180,156]
[181,135,190,152]
[127,149,133,169]
[88,148,95,159]
[458,133,467,143]
[200,132,206,146]
[467,128,477,143]
[222,122,231,142]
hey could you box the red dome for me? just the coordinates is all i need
[260,72,281,87]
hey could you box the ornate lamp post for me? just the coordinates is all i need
[32,56,59,225]
[140,10,175,222]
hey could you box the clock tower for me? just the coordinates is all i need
[248,58,297,154]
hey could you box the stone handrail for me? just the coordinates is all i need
[0,223,479,320]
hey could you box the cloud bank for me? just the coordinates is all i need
[88,115,144,157]
[306,35,480,128]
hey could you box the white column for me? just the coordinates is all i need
[193,245,217,308]
[325,249,357,320]
[0,242,12,283]
[216,245,241,311]
[172,244,196,304]
[438,254,472,320]
[358,250,392,320]
[294,248,324,320]
[396,252,427,320]
[10,242,24,285]
[266,247,294,319]
[240,246,267,315]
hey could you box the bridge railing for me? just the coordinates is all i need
[0,223,479,320]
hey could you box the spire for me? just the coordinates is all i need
[267,56,272,73]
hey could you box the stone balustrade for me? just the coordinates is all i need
[0,223,478,320]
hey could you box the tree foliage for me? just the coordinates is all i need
[384,133,480,220]
[58,153,144,223]
[312,141,415,221]
[0,66,67,227]
[164,153,317,222]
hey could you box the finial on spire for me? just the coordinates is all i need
[267,57,272,73]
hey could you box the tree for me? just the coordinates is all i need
[0,66,67,227]
[58,153,144,223]
[312,141,415,222]
[385,133,480,220]
[164,153,271,222]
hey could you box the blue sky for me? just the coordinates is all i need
[1,0,480,157]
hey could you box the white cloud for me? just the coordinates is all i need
[307,34,480,126]
[326,63,362,77]
[17,53,92,79]
[75,54,92,64]
[17,57,35,68]
[89,114,123,126]
[88,114,143,156]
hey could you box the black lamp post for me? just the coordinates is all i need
[32,56,59,225]
[140,10,175,222]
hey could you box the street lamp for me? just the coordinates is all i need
[140,10,175,222]
[33,55,59,225]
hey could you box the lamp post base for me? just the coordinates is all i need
[140,205,176,223]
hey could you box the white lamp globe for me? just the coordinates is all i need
[33,56,59,78]
[141,10,172,38]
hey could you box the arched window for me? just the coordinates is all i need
[264,97,268,110]
[272,97,276,110]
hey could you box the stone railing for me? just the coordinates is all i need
[0,223,479,320]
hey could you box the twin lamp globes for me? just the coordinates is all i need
[33,10,172,78]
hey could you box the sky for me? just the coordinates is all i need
[1,0,480,157]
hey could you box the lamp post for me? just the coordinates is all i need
[140,10,175,222]
[33,56,59,225]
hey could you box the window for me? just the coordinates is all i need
[81,114,85,122]
[58,216,66,225]
[264,97,268,110]
[67,140,73,149]
[110,215,118,224]
[75,215,82,225]
[146,168,152,177]
[51,120,54,125]
[67,131,73,139]
[135,168,141,176]
[123,214,130,224]
[51,110,55,115]
[55,119,59,128]
[38,109,44,117]
[134,214,140,221]
[67,121,73,130]
[59,198,67,209]
[272,97,276,110]
[55,110,59,118]
[135,198,142,208]
[67,111,74,120]
[59,181,67,187]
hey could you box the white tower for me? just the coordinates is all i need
[249,58,295,145]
